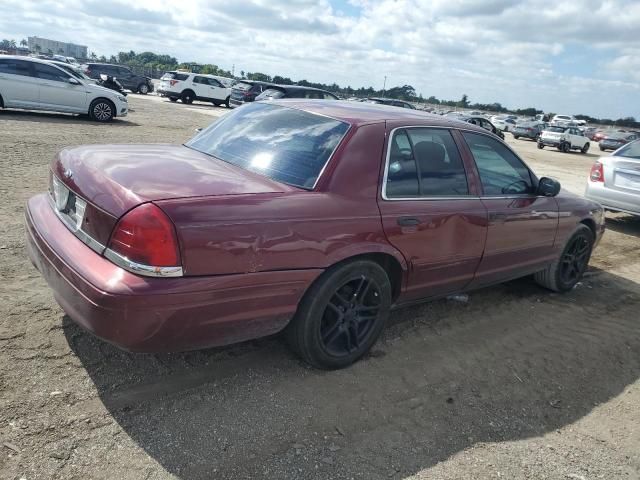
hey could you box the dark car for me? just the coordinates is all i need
[229,80,274,107]
[255,85,339,101]
[512,122,548,141]
[366,97,416,109]
[82,63,153,94]
[599,132,638,152]
[457,116,504,139]
[26,101,604,369]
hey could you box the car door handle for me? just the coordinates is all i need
[489,213,507,222]
[397,217,421,227]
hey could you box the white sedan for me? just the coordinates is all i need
[491,117,517,132]
[0,55,127,122]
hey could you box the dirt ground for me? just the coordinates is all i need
[1,96,639,480]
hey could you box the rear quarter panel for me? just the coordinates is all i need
[157,122,407,276]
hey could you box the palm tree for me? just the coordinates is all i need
[9,39,16,49]
[90,51,97,60]
[58,48,64,55]
[47,48,53,55]
[34,44,41,53]
[20,39,27,47]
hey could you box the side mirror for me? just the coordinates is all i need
[68,77,81,85]
[195,127,203,133]
[537,177,561,197]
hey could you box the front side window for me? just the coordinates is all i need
[0,59,31,77]
[386,128,469,198]
[185,102,350,189]
[462,131,534,195]
[33,63,70,82]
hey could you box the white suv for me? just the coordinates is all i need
[538,125,590,153]
[0,55,127,122]
[157,71,232,107]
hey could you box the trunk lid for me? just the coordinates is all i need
[52,144,296,218]
[604,155,640,193]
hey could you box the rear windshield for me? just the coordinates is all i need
[615,140,640,159]
[162,72,189,81]
[233,82,254,91]
[185,103,350,189]
[546,126,565,133]
[256,88,285,100]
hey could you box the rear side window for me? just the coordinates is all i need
[615,140,640,159]
[462,132,534,195]
[385,128,469,198]
[162,72,189,81]
[185,103,350,189]
[0,59,31,77]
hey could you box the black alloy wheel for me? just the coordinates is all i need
[559,233,591,285]
[320,275,382,357]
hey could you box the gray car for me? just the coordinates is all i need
[585,139,640,216]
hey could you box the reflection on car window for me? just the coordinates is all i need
[33,63,69,82]
[0,59,31,77]
[185,103,349,189]
[386,128,469,198]
[462,131,533,195]
[615,140,640,159]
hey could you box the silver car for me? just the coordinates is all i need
[585,139,640,216]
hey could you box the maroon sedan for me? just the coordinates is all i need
[26,101,605,369]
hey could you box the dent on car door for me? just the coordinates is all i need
[377,127,488,302]
[0,59,39,108]
[459,131,559,288]
[32,63,87,113]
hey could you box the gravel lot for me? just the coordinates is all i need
[1,96,639,480]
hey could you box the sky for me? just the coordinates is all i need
[1,0,638,119]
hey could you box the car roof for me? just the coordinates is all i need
[268,85,331,93]
[267,99,490,131]
[235,80,274,86]
[0,54,66,66]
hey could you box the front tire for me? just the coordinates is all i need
[537,142,544,149]
[89,98,115,122]
[169,97,178,102]
[286,260,392,369]
[137,83,149,95]
[581,143,590,154]
[534,224,594,292]
[224,96,230,108]
[599,145,605,151]
[513,135,520,140]
[562,142,571,153]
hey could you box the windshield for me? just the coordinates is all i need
[233,82,254,91]
[185,103,350,189]
[615,140,640,159]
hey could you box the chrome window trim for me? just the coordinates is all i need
[381,125,473,201]
[47,194,105,254]
[104,248,184,278]
[381,124,540,202]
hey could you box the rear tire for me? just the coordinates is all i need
[89,98,115,122]
[224,96,230,108]
[599,145,605,151]
[562,142,571,153]
[513,135,519,140]
[534,224,594,293]
[137,83,149,95]
[286,260,392,369]
[181,90,195,104]
[537,142,544,149]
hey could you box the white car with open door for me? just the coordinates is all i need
[538,125,590,153]
[0,55,127,122]
[157,72,232,107]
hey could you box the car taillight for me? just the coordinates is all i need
[590,162,604,182]
[170,80,178,86]
[106,203,182,276]
[243,91,253,97]
[85,68,91,75]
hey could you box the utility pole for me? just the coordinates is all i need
[382,75,387,98]
[232,64,235,77]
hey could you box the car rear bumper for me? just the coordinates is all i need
[539,138,562,147]
[156,89,179,98]
[584,182,640,216]
[25,194,322,352]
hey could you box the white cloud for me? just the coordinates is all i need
[1,0,638,117]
